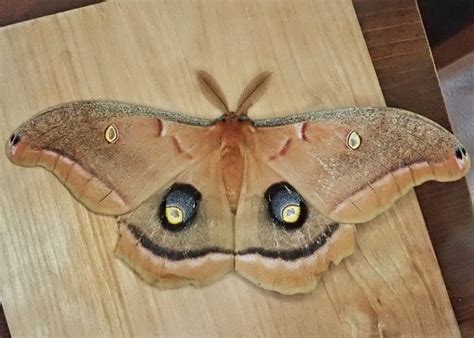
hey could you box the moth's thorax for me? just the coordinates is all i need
[218,117,253,212]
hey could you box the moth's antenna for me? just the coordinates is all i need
[235,71,272,116]
[196,70,230,114]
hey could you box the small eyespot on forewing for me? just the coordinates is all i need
[105,125,119,144]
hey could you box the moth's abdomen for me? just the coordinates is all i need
[221,146,244,212]
[219,119,248,212]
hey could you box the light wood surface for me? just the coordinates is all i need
[0,1,460,336]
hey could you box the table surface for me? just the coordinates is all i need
[0,0,472,336]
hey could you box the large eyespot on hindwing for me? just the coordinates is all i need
[265,182,308,230]
[159,183,202,231]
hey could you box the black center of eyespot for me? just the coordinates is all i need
[158,183,202,232]
[455,145,466,160]
[264,182,308,230]
[9,132,21,146]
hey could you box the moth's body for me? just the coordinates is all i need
[216,115,250,212]
[5,73,471,294]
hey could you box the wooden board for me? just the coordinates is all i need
[354,2,474,334]
[0,1,460,336]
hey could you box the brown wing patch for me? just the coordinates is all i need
[250,107,470,223]
[234,153,356,294]
[236,224,355,295]
[115,150,234,287]
[6,101,220,215]
[116,226,233,287]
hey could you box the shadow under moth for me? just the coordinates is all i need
[5,72,471,294]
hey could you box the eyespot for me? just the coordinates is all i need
[165,206,184,225]
[347,131,361,150]
[9,132,21,146]
[104,124,119,144]
[455,144,468,160]
[159,183,201,231]
[265,182,307,230]
[282,204,301,223]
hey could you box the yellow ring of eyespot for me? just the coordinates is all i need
[282,204,301,223]
[105,124,119,144]
[347,130,362,150]
[165,206,184,225]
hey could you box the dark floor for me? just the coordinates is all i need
[439,52,474,197]
[419,0,474,47]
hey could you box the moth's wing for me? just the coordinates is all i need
[116,150,234,287]
[250,107,470,223]
[6,101,221,215]
[235,154,355,294]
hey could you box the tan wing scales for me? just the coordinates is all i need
[116,150,234,287]
[250,107,470,223]
[6,101,221,215]
[235,153,355,294]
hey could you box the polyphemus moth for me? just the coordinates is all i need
[5,71,471,295]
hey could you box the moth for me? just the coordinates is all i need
[5,72,471,294]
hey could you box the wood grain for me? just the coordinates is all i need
[0,1,460,336]
[354,1,474,335]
